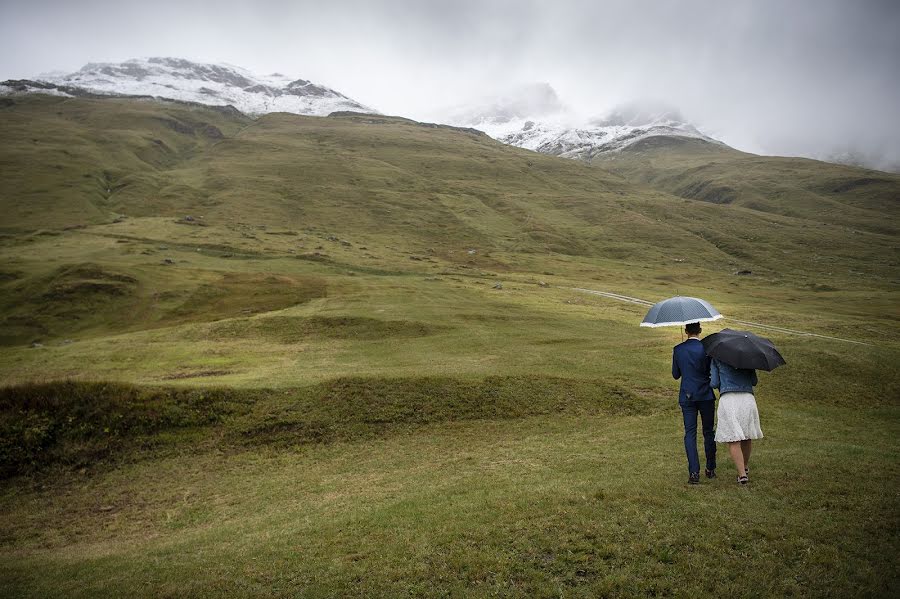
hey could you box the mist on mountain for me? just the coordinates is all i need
[437,84,714,160]
[1,0,898,171]
[442,83,567,126]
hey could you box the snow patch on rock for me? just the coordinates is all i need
[32,57,375,116]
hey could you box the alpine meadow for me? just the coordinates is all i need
[0,80,898,598]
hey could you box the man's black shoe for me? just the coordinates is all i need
[688,472,700,485]
[705,469,716,479]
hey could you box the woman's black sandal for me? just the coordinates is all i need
[737,475,749,485]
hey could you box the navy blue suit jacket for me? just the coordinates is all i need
[672,338,715,405]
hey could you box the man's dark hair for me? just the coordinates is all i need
[685,322,701,335]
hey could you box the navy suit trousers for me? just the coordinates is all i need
[681,401,716,474]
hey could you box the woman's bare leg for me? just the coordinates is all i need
[728,442,745,476]
[741,440,752,472]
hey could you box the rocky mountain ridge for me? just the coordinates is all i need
[5,59,895,172]
[1,57,373,116]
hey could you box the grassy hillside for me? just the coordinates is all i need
[2,95,896,348]
[0,94,250,230]
[0,94,898,597]
[595,136,900,236]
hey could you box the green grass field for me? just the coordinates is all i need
[0,94,898,597]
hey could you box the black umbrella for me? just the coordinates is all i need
[701,328,786,371]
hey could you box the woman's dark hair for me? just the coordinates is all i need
[685,322,701,335]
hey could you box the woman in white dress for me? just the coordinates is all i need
[711,358,763,484]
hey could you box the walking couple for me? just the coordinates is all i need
[672,322,764,485]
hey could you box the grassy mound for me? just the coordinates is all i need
[0,267,328,345]
[195,314,441,343]
[0,376,653,478]
[0,263,139,344]
[239,375,652,446]
[164,273,328,323]
[0,381,252,478]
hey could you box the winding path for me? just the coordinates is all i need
[571,287,873,346]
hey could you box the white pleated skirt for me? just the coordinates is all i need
[715,392,764,443]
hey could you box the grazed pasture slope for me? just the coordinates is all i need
[0,95,898,597]
[596,135,900,236]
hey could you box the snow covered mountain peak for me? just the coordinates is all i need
[27,57,375,116]
[443,86,719,160]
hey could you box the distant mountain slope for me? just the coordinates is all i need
[1,57,374,116]
[595,136,900,236]
[0,93,251,230]
[0,93,897,345]
[1,94,895,285]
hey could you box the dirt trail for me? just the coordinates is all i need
[571,287,873,346]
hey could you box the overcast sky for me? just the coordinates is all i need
[2,0,899,168]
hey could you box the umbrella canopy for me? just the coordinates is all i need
[701,328,786,371]
[640,296,723,328]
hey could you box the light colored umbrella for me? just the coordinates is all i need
[640,296,723,328]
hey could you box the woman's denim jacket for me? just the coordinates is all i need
[710,358,758,394]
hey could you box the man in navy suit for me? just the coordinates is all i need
[672,322,716,484]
